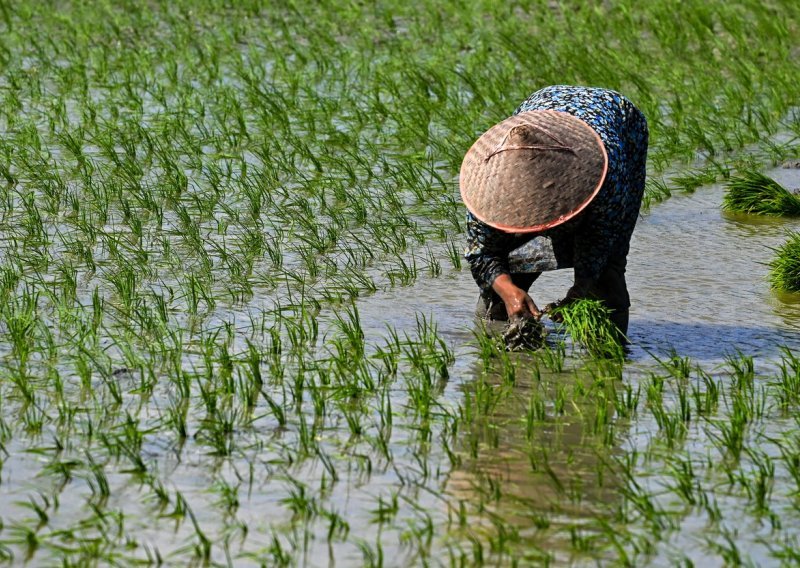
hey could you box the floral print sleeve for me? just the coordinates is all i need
[463,85,649,291]
[464,211,518,294]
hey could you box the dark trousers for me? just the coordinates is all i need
[476,255,631,335]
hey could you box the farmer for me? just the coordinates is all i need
[461,85,648,338]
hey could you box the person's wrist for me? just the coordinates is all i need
[491,274,516,303]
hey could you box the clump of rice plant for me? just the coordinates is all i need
[641,178,672,212]
[723,170,800,216]
[670,166,719,194]
[549,299,625,359]
[769,231,800,292]
[502,315,545,351]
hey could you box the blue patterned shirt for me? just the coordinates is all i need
[464,85,649,294]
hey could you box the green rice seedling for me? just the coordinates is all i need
[766,538,800,565]
[772,431,800,497]
[212,478,240,516]
[471,321,506,371]
[641,178,672,212]
[445,239,463,270]
[386,253,418,287]
[738,448,776,516]
[535,338,566,372]
[355,537,384,568]
[775,347,800,409]
[725,350,755,392]
[423,246,442,277]
[370,492,400,526]
[614,382,640,418]
[648,349,693,380]
[83,453,110,508]
[669,166,718,194]
[761,138,800,166]
[667,351,693,380]
[331,304,365,360]
[651,403,688,448]
[730,380,767,423]
[550,299,625,359]
[692,368,720,416]
[709,408,747,463]
[645,372,665,410]
[3,288,39,368]
[705,527,748,566]
[675,378,692,423]
[666,455,701,507]
[723,170,800,216]
[525,388,546,440]
[469,373,509,418]
[769,231,800,292]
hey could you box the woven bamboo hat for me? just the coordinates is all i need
[460,110,608,233]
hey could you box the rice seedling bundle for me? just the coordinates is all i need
[550,299,625,360]
[723,170,800,216]
[769,231,800,292]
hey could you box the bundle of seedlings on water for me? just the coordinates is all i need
[722,170,800,216]
[769,231,800,292]
[549,299,624,359]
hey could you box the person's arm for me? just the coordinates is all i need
[464,213,540,318]
[464,212,510,291]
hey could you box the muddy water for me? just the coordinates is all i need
[2,168,798,566]
[353,167,800,564]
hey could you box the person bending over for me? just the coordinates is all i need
[460,85,648,338]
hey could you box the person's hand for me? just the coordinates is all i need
[504,286,540,319]
[492,274,541,320]
[544,297,574,322]
[544,278,593,322]
[564,279,592,301]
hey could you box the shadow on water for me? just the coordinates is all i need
[627,319,800,363]
[474,315,800,368]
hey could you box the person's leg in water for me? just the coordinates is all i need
[547,255,630,342]
[585,254,630,342]
[475,272,541,321]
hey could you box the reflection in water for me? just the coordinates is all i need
[444,345,628,563]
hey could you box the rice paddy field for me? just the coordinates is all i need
[3,0,800,565]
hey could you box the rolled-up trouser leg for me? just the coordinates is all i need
[475,272,541,321]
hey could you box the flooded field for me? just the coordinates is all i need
[2,1,800,565]
[354,174,800,565]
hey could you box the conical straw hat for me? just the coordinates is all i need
[460,110,608,233]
